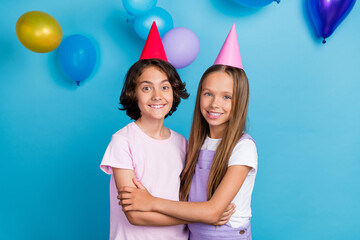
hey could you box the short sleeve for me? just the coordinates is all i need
[100,134,134,175]
[228,139,258,175]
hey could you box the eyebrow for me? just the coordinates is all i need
[138,79,170,85]
[202,88,232,95]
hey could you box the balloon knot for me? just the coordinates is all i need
[275,0,280,3]
[322,38,326,44]
[126,15,135,24]
[76,81,80,86]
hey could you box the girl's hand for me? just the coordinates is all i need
[117,178,155,212]
[214,203,236,226]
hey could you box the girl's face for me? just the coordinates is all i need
[135,66,173,121]
[200,71,233,138]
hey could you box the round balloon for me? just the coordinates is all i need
[233,0,279,8]
[58,35,96,85]
[123,0,157,16]
[163,28,199,69]
[15,11,62,53]
[134,7,173,40]
[308,0,356,43]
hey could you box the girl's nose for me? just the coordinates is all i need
[210,97,220,108]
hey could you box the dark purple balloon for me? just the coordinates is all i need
[308,0,356,43]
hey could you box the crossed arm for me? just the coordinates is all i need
[113,168,235,226]
[118,165,251,225]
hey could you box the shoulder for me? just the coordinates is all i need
[110,122,134,144]
[228,134,258,172]
[234,134,257,154]
[169,129,188,151]
[170,129,187,143]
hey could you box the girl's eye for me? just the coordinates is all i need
[204,92,211,96]
[224,96,232,100]
[162,86,170,90]
[142,86,151,91]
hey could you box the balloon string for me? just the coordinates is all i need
[76,81,80,86]
[322,38,326,44]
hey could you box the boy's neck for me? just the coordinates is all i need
[135,117,170,140]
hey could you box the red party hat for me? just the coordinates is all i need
[139,22,168,61]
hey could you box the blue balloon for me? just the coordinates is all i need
[308,0,356,43]
[58,35,96,85]
[233,0,279,8]
[123,0,157,16]
[134,7,173,40]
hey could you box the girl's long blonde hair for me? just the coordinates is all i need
[180,64,250,201]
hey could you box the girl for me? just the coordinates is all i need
[118,24,258,240]
[100,22,234,240]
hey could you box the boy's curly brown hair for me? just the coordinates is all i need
[119,59,189,120]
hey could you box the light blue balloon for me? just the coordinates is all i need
[133,7,173,40]
[58,34,96,85]
[122,0,157,16]
[234,0,279,8]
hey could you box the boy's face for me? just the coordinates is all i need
[135,66,174,121]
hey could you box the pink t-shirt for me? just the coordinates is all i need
[100,122,188,240]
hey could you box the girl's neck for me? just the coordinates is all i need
[135,117,170,140]
[208,125,226,139]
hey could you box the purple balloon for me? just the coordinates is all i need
[162,27,200,69]
[308,0,356,43]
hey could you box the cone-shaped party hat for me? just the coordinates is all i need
[139,21,168,61]
[214,23,242,69]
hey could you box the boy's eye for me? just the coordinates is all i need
[224,96,231,100]
[204,92,211,96]
[162,86,170,90]
[142,86,151,91]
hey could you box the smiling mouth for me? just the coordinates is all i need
[206,111,223,119]
[149,104,166,109]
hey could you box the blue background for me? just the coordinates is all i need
[1,0,359,239]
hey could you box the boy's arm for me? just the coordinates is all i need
[119,165,250,224]
[113,168,187,226]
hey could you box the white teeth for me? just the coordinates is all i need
[150,104,165,109]
[209,112,222,116]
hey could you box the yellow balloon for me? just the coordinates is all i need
[15,11,63,53]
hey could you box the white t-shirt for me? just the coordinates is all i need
[201,135,258,227]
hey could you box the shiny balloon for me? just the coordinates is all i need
[123,0,157,16]
[58,35,96,85]
[308,0,356,43]
[162,28,200,69]
[233,0,279,8]
[15,11,62,53]
[134,7,173,40]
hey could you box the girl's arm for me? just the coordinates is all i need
[113,168,187,226]
[113,168,234,226]
[119,165,251,225]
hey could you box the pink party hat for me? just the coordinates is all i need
[214,23,243,69]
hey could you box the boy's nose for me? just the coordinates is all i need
[152,89,162,100]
